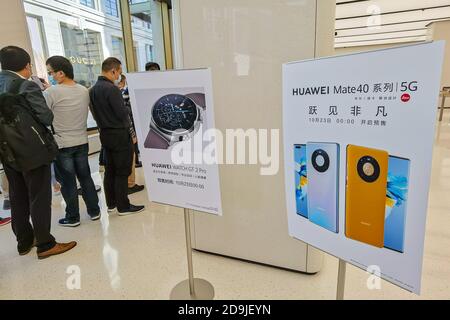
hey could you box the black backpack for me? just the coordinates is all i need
[0,78,58,171]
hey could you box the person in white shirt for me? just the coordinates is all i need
[44,56,100,227]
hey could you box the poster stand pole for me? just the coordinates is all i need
[170,208,215,300]
[336,259,346,300]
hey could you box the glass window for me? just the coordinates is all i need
[111,36,126,70]
[133,42,140,70]
[60,22,104,88]
[22,0,167,132]
[145,44,153,62]
[80,0,95,9]
[130,0,165,70]
[25,15,48,80]
[104,0,118,17]
[23,0,167,76]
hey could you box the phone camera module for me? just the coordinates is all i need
[312,149,330,173]
[362,162,375,176]
[357,156,380,183]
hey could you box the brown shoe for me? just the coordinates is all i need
[37,241,77,260]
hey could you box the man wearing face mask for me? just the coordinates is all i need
[0,46,77,259]
[47,74,58,86]
[44,56,100,227]
[89,58,144,215]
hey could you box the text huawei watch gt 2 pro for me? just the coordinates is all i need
[152,162,207,174]
[292,81,418,96]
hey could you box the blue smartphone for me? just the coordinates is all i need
[294,144,308,218]
[306,142,340,233]
[384,156,410,253]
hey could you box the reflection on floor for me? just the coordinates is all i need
[1,115,450,299]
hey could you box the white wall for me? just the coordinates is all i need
[428,20,450,89]
[176,0,336,272]
[0,0,33,60]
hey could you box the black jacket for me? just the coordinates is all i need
[89,76,130,130]
[0,70,53,126]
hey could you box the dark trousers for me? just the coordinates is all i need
[100,129,133,211]
[4,164,56,253]
[130,117,140,164]
[99,146,106,166]
[134,143,140,164]
[54,143,100,221]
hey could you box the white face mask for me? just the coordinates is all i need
[113,73,122,86]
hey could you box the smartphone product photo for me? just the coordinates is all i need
[306,142,340,233]
[384,156,410,253]
[294,144,308,218]
[345,145,389,247]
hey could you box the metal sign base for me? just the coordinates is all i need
[336,259,346,300]
[170,278,214,300]
[170,208,215,300]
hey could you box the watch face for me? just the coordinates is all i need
[152,94,198,132]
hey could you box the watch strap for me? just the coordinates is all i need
[144,129,170,149]
[186,93,206,110]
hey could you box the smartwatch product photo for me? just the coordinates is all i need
[144,93,206,149]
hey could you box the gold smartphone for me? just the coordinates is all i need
[345,145,388,247]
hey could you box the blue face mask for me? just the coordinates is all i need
[48,75,57,86]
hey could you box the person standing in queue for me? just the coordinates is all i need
[44,56,101,226]
[117,74,144,195]
[89,57,144,216]
[0,46,76,258]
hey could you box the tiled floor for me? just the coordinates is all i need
[1,115,450,300]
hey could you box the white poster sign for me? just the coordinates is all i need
[283,42,444,293]
[127,68,222,215]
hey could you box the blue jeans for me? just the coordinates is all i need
[54,143,100,221]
